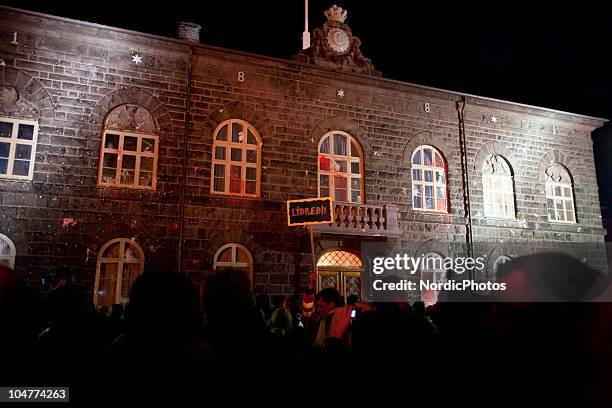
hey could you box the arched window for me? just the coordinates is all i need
[316,248,362,301]
[419,252,447,306]
[94,238,144,307]
[211,119,262,197]
[482,154,515,218]
[98,105,158,189]
[318,131,364,203]
[411,145,447,212]
[0,116,39,180]
[213,243,254,283]
[545,164,575,223]
[0,233,16,269]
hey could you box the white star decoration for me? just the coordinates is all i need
[131,54,143,64]
[491,115,498,124]
[337,88,345,98]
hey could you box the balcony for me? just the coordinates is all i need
[313,203,401,237]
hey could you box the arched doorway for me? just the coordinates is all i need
[316,248,362,301]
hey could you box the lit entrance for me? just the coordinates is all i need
[316,248,362,301]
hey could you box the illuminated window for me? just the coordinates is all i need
[316,249,362,301]
[94,238,144,307]
[411,145,447,212]
[211,120,262,197]
[420,252,446,306]
[98,130,158,189]
[0,233,16,269]
[213,243,254,283]
[318,131,364,203]
[0,117,38,180]
[544,164,575,223]
[482,154,515,218]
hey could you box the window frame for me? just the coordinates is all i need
[482,155,515,219]
[0,117,39,181]
[213,243,254,284]
[97,130,159,190]
[210,119,262,198]
[546,181,576,223]
[411,145,448,213]
[317,130,364,204]
[0,233,16,269]
[93,238,145,307]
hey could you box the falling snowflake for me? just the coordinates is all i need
[62,217,77,228]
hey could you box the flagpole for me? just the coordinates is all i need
[302,0,310,50]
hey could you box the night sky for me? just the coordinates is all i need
[2,0,612,120]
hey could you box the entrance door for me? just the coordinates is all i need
[316,248,362,301]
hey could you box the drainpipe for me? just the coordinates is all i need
[178,45,193,274]
[456,96,474,271]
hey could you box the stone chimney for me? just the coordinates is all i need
[178,22,201,43]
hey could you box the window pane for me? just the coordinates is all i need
[97,263,118,308]
[424,170,433,182]
[319,156,331,171]
[320,187,330,197]
[17,124,34,140]
[141,138,155,153]
[434,152,443,167]
[245,181,256,195]
[334,175,347,201]
[0,122,12,138]
[12,160,29,176]
[351,177,360,191]
[215,146,226,160]
[333,134,347,156]
[555,186,562,196]
[0,159,7,174]
[563,187,572,197]
[0,238,12,256]
[103,153,118,169]
[436,186,445,199]
[231,123,243,142]
[216,124,228,141]
[320,137,329,154]
[413,169,421,181]
[214,164,225,192]
[351,161,360,174]
[236,247,250,263]
[15,144,31,160]
[247,129,257,145]
[334,160,347,173]
[101,168,115,183]
[423,148,432,165]
[246,149,257,163]
[217,247,232,262]
[105,133,120,149]
[230,148,242,162]
[121,263,141,300]
[566,210,575,222]
[103,242,121,258]
[140,157,153,172]
[413,192,422,209]
[121,169,135,185]
[214,164,225,178]
[0,142,9,158]
[436,198,446,211]
[412,149,421,165]
[320,174,329,189]
[425,185,433,198]
[139,171,153,187]
[123,136,138,151]
[122,155,136,169]
[350,141,359,158]
[246,167,256,181]
[351,190,361,203]
[229,165,242,193]
[435,171,445,184]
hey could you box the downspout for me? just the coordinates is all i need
[178,45,193,274]
[456,96,474,269]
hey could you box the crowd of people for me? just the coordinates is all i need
[1,258,611,405]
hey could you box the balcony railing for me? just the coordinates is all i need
[313,203,400,237]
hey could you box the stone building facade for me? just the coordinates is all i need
[0,5,607,306]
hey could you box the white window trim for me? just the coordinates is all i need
[97,130,159,190]
[546,181,576,223]
[0,233,16,269]
[210,119,262,198]
[411,145,448,213]
[94,238,144,306]
[0,117,39,181]
[318,130,364,204]
[482,173,516,219]
[213,243,254,284]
